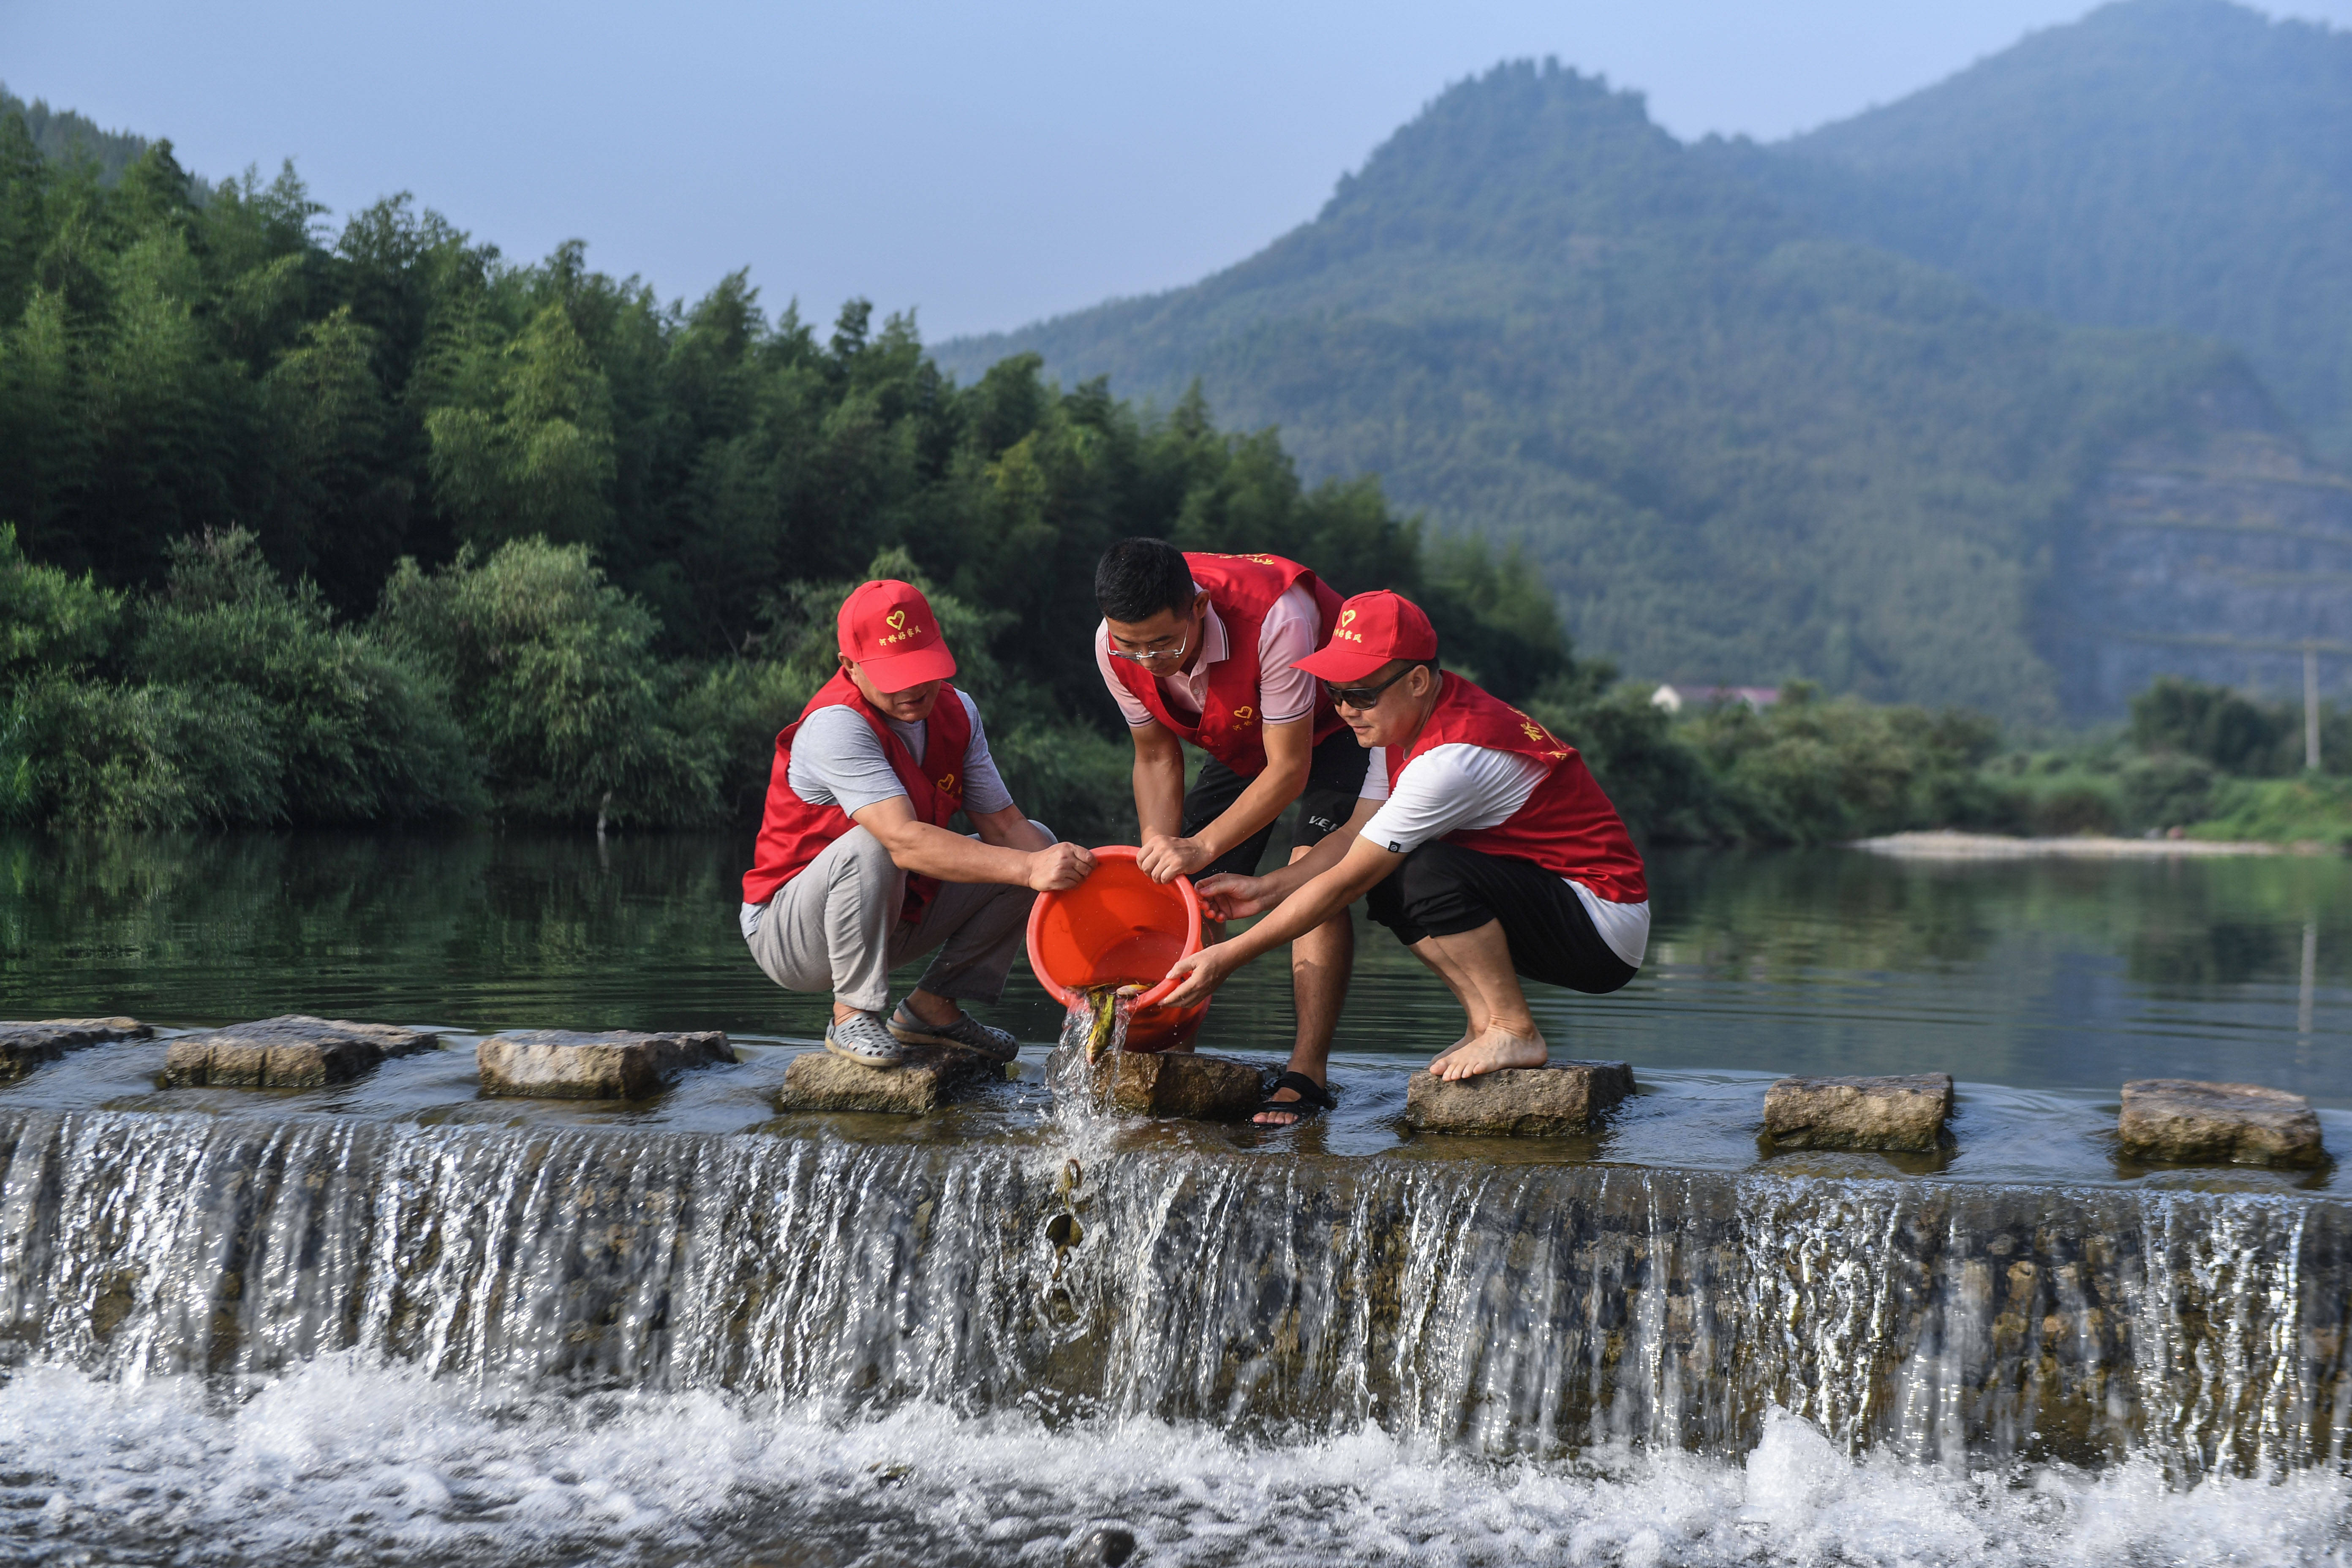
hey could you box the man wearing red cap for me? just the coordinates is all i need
[1161,589,1648,1086]
[1092,538,1367,1125]
[741,580,1094,1068]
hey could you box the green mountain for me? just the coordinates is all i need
[1757,0,2352,467]
[0,84,167,186]
[939,61,2240,722]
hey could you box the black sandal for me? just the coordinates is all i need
[1254,1071,1336,1125]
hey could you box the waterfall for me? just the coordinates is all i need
[0,1107,2343,1475]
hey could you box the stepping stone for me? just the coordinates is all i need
[1765,1073,1955,1153]
[1103,1051,1263,1121]
[1404,1059,1634,1137]
[775,1046,1003,1116]
[165,1015,440,1089]
[2118,1078,2325,1169]
[476,1028,736,1100]
[0,1017,152,1082]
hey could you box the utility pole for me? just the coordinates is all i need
[2307,643,2323,773]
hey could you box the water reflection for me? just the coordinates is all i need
[2,833,2347,1104]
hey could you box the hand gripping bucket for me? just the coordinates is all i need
[1025,846,1211,1053]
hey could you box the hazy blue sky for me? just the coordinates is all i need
[7,0,2349,338]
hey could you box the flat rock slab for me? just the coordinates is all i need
[166,1015,440,1089]
[776,1047,1002,1116]
[1405,1059,1634,1137]
[1105,1051,1264,1121]
[477,1029,736,1100]
[0,1017,152,1082]
[1766,1073,1954,1153]
[2119,1078,2325,1168]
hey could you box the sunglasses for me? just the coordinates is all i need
[1325,666,1418,710]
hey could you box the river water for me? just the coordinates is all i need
[2,831,2349,1565]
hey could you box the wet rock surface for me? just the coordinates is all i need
[164,1015,439,1089]
[775,1046,1002,1115]
[1067,1525,1136,1566]
[2118,1078,2325,1168]
[1404,1059,1634,1136]
[0,1018,152,1082]
[1104,1050,1265,1121]
[476,1029,735,1099]
[1766,1073,1955,1152]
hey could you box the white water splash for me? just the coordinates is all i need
[1045,989,1134,1157]
[2,1359,2345,1567]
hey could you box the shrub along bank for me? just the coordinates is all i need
[0,524,1146,841]
[1538,672,2352,850]
[9,517,2341,850]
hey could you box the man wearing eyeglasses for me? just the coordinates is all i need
[1093,538,1367,1124]
[1158,590,1648,1083]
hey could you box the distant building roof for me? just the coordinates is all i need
[1650,684,1780,715]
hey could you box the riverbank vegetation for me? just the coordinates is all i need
[3,112,2343,852]
[0,122,1563,841]
[9,512,2341,848]
[1536,672,2352,850]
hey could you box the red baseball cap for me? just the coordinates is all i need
[838,579,957,689]
[1293,589,1439,683]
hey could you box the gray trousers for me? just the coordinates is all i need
[746,825,1042,1013]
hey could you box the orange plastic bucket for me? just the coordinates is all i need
[1026,846,1211,1053]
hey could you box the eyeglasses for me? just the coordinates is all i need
[1326,667,1418,710]
[1107,629,1190,665]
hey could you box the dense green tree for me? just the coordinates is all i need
[0,83,172,188]
[0,525,479,828]
[136,529,483,823]
[374,539,716,827]
[2128,674,2351,779]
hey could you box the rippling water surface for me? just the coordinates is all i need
[2,831,2348,1565]
[5,832,2348,1090]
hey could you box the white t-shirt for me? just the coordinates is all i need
[1095,582,1321,729]
[1360,743,1650,969]
[740,691,1012,937]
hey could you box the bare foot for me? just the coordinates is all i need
[1432,1027,1546,1081]
[1254,1088,1309,1127]
[1426,1031,1477,1073]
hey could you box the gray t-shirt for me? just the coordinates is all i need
[740,691,1014,936]
[785,691,1013,817]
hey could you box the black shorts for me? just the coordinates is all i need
[1182,727,1371,879]
[1364,839,1638,995]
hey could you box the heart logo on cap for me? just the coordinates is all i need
[1340,609,1357,626]
[886,610,906,631]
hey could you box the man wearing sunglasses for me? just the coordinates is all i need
[1159,590,1648,1084]
[1094,538,1367,1124]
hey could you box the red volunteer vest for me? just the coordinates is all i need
[742,669,972,917]
[1386,672,1648,905]
[1106,552,1345,776]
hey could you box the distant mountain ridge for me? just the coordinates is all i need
[1756,0,2352,466]
[939,2,2352,719]
[941,61,2233,721]
[0,84,162,185]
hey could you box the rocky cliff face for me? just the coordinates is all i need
[2045,378,2352,717]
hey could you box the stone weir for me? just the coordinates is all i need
[0,1106,2344,1477]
